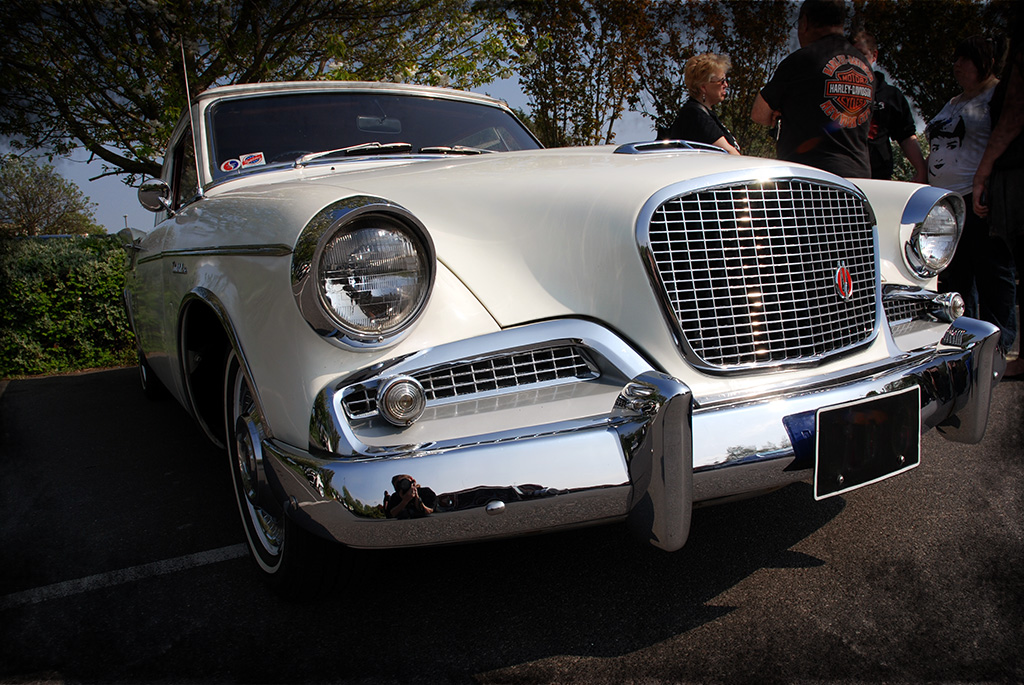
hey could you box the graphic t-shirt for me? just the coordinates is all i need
[760,34,874,177]
[927,86,995,195]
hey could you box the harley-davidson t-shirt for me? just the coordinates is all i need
[760,34,875,178]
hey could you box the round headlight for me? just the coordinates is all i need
[316,215,431,340]
[906,201,961,277]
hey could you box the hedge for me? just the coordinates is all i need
[0,235,136,377]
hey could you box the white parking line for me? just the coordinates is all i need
[0,544,248,610]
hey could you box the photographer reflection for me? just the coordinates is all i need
[384,474,436,519]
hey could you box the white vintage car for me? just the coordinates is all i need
[122,80,1001,593]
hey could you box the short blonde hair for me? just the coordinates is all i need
[684,53,731,99]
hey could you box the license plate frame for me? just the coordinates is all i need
[813,386,921,500]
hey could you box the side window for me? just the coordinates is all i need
[171,127,199,211]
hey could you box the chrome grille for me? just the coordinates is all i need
[342,346,599,418]
[647,179,877,368]
[883,298,928,324]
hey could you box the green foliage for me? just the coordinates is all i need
[892,136,929,182]
[0,0,524,183]
[851,0,1017,123]
[0,235,135,377]
[323,0,523,89]
[504,0,794,153]
[634,0,795,158]
[507,0,654,147]
[0,156,105,237]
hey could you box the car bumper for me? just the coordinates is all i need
[263,316,1000,552]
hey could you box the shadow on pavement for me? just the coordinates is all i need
[0,367,845,683]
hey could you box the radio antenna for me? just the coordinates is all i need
[180,41,204,200]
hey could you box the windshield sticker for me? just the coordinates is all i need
[240,152,266,168]
[220,159,241,172]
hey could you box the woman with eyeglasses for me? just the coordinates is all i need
[662,53,741,155]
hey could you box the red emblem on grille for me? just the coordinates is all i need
[835,264,854,300]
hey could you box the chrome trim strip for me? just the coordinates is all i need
[137,244,292,266]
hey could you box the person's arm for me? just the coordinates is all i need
[751,93,780,128]
[973,61,1024,216]
[898,135,928,183]
[711,136,741,155]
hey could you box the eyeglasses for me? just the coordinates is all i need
[709,77,728,86]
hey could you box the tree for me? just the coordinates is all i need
[505,0,653,147]
[0,0,523,183]
[0,156,104,237]
[851,0,1017,124]
[633,0,794,158]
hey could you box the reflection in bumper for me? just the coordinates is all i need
[263,317,1000,552]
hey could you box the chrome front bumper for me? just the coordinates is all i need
[263,317,1000,552]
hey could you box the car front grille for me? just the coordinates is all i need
[342,345,599,419]
[646,179,877,368]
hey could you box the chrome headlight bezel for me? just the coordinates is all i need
[292,196,435,349]
[901,189,965,279]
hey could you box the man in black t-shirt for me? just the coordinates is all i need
[751,0,874,177]
[852,31,928,182]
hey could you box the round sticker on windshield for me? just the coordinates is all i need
[220,159,241,172]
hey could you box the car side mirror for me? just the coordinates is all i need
[138,179,173,213]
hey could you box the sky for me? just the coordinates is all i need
[56,77,657,235]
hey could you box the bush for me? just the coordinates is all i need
[0,234,136,377]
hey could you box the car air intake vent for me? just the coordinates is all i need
[645,179,877,369]
[342,345,599,419]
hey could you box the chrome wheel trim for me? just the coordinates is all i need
[229,357,283,565]
[138,352,154,391]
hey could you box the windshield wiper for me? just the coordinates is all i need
[418,145,495,155]
[294,142,413,166]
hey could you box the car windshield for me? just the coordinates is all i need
[207,91,541,180]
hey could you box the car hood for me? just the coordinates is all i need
[192,147,858,379]
[286,148,828,329]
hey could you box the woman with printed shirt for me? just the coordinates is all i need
[929,35,1017,357]
[663,54,741,155]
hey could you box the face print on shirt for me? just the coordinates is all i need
[927,116,966,179]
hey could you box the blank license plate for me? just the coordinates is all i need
[814,386,921,500]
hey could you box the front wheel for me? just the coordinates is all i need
[224,350,337,596]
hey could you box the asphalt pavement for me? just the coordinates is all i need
[1,366,1022,683]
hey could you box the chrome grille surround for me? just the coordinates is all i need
[342,345,600,419]
[639,174,879,371]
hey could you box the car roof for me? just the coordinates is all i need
[195,80,510,109]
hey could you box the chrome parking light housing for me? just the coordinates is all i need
[376,375,427,426]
